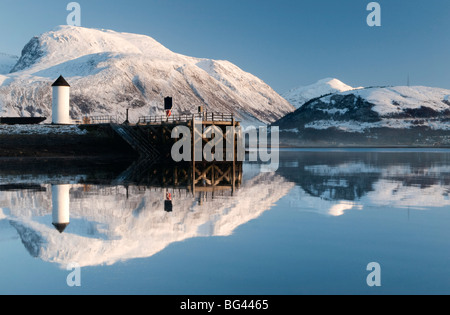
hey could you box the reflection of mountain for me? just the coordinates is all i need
[2,151,449,267]
[9,221,46,258]
[0,163,294,267]
[277,151,450,215]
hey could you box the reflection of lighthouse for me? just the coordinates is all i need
[52,185,71,233]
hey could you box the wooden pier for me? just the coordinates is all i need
[87,112,243,163]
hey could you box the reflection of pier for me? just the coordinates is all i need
[0,158,243,198]
[44,161,243,234]
[115,161,243,196]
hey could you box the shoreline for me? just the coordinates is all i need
[1,124,449,159]
[0,124,137,158]
[277,145,450,149]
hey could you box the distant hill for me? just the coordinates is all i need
[274,85,450,147]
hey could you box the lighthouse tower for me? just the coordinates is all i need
[52,184,71,233]
[51,75,71,124]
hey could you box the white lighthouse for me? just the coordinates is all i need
[51,75,71,124]
[52,184,71,233]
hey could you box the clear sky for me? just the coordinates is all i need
[0,0,449,93]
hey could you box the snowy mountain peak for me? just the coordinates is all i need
[11,25,176,73]
[316,78,354,91]
[283,78,356,109]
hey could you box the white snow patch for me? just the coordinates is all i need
[317,108,349,115]
[0,124,87,135]
[283,78,356,109]
[305,120,406,133]
[427,121,450,131]
[280,128,300,133]
[339,86,450,116]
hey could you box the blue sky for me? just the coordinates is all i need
[0,0,449,93]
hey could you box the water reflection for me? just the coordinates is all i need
[52,185,70,233]
[0,158,293,267]
[277,150,450,215]
[1,150,449,268]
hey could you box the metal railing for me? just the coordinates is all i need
[138,112,234,125]
[80,115,119,124]
[77,112,236,125]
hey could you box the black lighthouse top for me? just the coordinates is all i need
[52,75,70,87]
[52,223,70,234]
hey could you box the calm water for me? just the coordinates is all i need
[0,149,449,295]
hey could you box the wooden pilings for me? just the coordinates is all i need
[115,160,243,197]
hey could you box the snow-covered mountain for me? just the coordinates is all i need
[283,78,357,109]
[0,26,294,124]
[275,85,450,147]
[0,53,18,75]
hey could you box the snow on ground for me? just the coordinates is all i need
[305,119,411,133]
[279,128,300,134]
[305,118,450,133]
[340,86,450,116]
[0,124,87,135]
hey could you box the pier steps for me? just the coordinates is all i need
[110,123,160,160]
